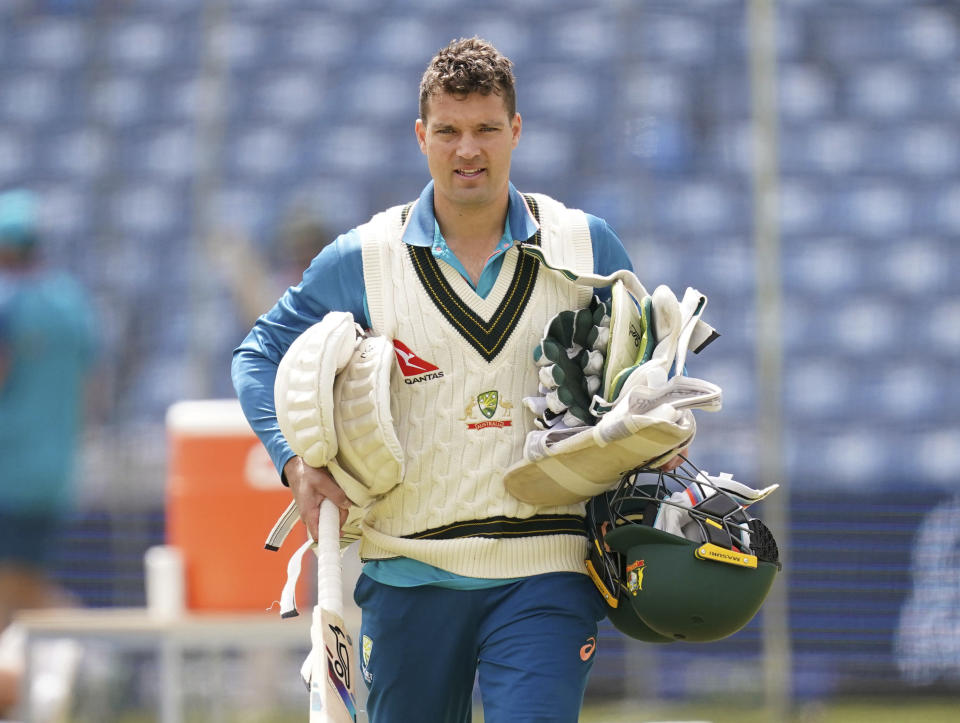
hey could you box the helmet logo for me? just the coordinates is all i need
[625,559,645,596]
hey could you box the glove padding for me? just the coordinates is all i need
[528,296,610,428]
[509,280,723,507]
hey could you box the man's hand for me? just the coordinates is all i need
[283,456,352,541]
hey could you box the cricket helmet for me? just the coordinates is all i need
[585,459,781,643]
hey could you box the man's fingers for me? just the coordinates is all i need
[299,504,321,542]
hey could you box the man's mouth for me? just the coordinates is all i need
[456,168,485,178]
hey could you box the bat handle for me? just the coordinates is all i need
[316,499,344,616]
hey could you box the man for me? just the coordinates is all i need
[233,37,674,722]
[0,189,97,715]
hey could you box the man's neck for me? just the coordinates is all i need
[433,193,510,285]
[434,194,508,253]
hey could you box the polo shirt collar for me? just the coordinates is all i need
[401,181,540,247]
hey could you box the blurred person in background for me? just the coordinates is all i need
[0,189,98,632]
[208,200,334,328]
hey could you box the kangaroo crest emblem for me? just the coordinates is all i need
[478,390,499,419]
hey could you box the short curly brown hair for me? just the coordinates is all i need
[419,37,516,122]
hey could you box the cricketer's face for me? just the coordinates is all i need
[415,90,521,216]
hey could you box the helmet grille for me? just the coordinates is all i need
[748,518,780,566]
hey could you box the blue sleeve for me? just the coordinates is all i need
[231,229,367,476]
[587,214,634,301]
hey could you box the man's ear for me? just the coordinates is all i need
[415,118,427,154]
[511,113,522,148]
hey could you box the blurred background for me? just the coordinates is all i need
[1,0,959,720]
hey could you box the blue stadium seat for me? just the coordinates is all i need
[914,428,960,485]
[932,183,960,234]
[824,296,901,359]
[213,185,271,239]
[899,6,958,64]
[88,75,150,127]
[227,125,298,180]
[926,298,960,360]
[510,126,576,180]
[366,16,439,67]
[138,126,197,181]
[226,0,301,16]
[789,121,867,176]
[778,64,835,121]
[274,13,359,65]
[848,63,920,119]
[782,237,862,296]
[661,179,742,235]
[896,123,958,178]
[456,16,532,66]
[876,237,951,296]
[784,355,856,421]
[635,13,713,64]
[247,69,327,126]
[344,71,419,122]
[41,128,110,181]
[515,65,601,122]
[0,128,32,185]
[15,16,90,69]
[315,124,394,178]
[0,71,62,126]
[840,182,913,238]
[787,425,890,488]
[543,11,618,63]
[107,182,182,238]
[207,20,269,69]
[34,184,95,243]
[874,360,941,422]
[814,9,901,63]
[105,19,176,71]
[621,65,692,116]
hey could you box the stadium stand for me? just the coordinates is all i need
[0,0,957,712]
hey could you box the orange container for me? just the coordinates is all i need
[165,399,308,611]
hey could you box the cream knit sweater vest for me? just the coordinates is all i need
[356,193,595,578]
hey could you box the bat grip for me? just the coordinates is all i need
[316,499,344,616]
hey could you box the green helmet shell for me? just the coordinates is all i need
[604,523,778,642]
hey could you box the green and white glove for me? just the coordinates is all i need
[527,296,610,429]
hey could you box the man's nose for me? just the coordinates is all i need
[456,132,481,160]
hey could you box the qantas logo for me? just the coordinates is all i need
[393,340,444,384]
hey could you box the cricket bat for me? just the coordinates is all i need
[310,499,358,722]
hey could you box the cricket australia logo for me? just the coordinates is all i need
[478,390,499,419]
[393,339,444,384]
[463,390,514,430]
[626,559,645,596]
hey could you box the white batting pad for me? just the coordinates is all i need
[275,312,361,467]
[333,335,404,498]
[504,395,696,506]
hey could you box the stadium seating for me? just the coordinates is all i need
[1,0,957,702]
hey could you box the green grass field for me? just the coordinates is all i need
[479,698,960,723]
[94,697,959,723]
